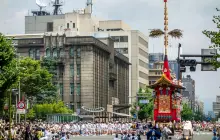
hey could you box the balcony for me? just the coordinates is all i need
[109,72,117,81]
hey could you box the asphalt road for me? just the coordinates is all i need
[69,132,213,140]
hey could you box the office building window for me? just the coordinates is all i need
[53,48,57,57]
[115,48,128,54]
[73,23,75,28]
[47,22,53,32]
[139,48,148,58]
[111,36,128,42]
[59,83,63,95]
[46,48,50,57]
[67,23,69,28]
[59,48,65,57]
[77,64,81,75]
[139,59,148,69]
[29,49,34,59]
[77,102,81,109]
[139,71,148,80]
[76,48,81,57]
[70,64,74,77]
[70,102,74,110]
[70,47,74,57]
[76,83,81,95]
[139,36,148,48]
[35,49,40,60]
[70,83,74,95]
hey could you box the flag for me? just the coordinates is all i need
[164,0,167,2]
[163,55,171,80]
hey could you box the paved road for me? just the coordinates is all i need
[69,132,213,140]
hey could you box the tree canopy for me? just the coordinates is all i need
[181,103,193,121]
[19,57,57,103]
[0,34,18,113]
[203,9,220,68]
[130,87,153,120]
[27,101,73,120]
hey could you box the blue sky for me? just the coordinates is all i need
[0,0,219,113]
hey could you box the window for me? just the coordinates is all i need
[139,48,148,58]
[139,71,148,80]
[47,22,53,32]
[70,64,74,77]
[59,83,63,95]
[76,83,81,95]
[77,102,81,109]
[111,36,128,42]
[77,64,81,75]
[29,49,34,58]
[46,48,50,57]
[109,81,114,88]
[60,48,65,57]
[53,48,57,57]
[70,83,74,95]
[115,48,128,54]
[36,49,40,60]
[73,23,75,28]
[67,23,69,28]
[139,59,148,69]
[76,48,81,57]
[70,47,74,57]
[139,36,148,48]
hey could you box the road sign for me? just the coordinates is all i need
[201,49,217,71]
[17,101,25,109]
[139,100,149,104]
[16,109,26,114]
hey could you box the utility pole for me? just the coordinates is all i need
[9,89,12,140]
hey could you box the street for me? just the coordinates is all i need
[67,132,213,140]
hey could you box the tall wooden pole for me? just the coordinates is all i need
[164,0,168,55]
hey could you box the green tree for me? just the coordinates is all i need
[31,101,72,120]
[194,110,204,121]
[130,87,153,120]
[0,34,18,113]
[203,9,220,68]
[19,57,57,104]
[181,103,193,121]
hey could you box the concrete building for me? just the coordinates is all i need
[8,34,130,120]
[182,75,195,111]
[24,2,149,103]
[213,96,220,116]
[148,53,178,85]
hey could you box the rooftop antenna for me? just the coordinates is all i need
[51,0,64,15]
[36,0,47,12]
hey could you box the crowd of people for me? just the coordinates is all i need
[0,120,219,140]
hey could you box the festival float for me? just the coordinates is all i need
[149,0,184,123]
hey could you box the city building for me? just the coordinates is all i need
[8,34,130,120]
[25,1,149,104]
[148,53,178,85]
[213,96,220,116]
[195,100,204,113]
[182,75,195,111]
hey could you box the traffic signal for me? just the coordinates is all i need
[179,59,197,66]
[179,59,197,72]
